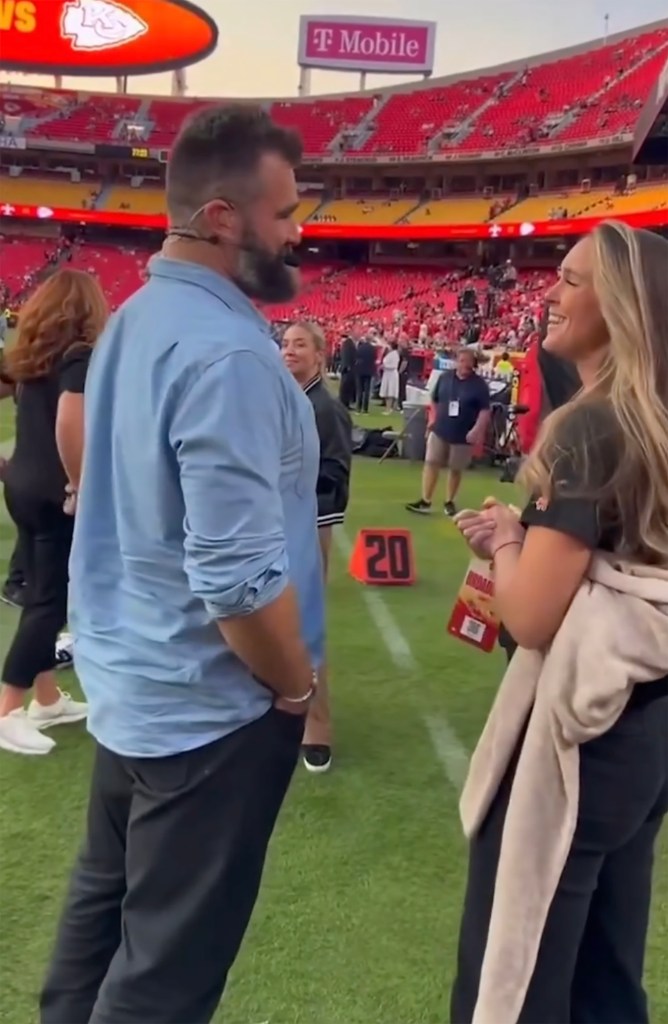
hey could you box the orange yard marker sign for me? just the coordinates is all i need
[349,529,416,586]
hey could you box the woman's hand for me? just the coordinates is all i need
[479,502,526,555]
[454,508,497,560]
[481,496,522,517]
[455,501,525,560]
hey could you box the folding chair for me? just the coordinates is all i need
[379,405,425,463]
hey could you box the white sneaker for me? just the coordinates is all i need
[55,632,74,671]
[27,689,88,730]
[0,710,56,755]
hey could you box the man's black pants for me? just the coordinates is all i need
[40,708,304,1024]
[451,689,668,1023]
[339,370,356,409]
[356,374,372,413]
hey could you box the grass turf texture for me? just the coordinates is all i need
[0,398,665,1024]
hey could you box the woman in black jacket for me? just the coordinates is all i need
[282,321,353,774]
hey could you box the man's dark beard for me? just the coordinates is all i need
[232,222,298,303]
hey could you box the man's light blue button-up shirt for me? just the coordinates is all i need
[70,256,324,757]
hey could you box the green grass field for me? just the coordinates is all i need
[0,396,665,1024]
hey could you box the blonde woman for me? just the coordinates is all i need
[0,270,108,755]
[282,321,352,773]
[452,223,668,1023]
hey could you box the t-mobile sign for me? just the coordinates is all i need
[298,15,436,74]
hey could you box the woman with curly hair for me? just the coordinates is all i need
[0,269,108,756]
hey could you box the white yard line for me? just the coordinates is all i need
[422,713,471,798]
[334,528,469,793]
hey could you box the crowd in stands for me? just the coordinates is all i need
[0,235,70,308]
[0,25,665,158]
[0,236,147,311]
[269,262,549,358]
[1,234,549,364]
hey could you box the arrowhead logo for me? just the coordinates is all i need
[2,0,218,78]
[61,0,148,51]
[520,222,536,237]
[36,207,55,219]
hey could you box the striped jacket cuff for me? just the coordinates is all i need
[317,512,345,528]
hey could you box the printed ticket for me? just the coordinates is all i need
[447,557,500,653]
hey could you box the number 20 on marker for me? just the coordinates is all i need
[348,528,416,586]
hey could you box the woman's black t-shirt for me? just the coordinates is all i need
[513,403,667,696]
[520,403,620,550]
[5,347,90,505]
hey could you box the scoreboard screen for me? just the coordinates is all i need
[95,144,154,160]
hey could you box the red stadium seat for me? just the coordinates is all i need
[270,97,375,156]
[23,95,143,144]
[359,74,514,156]
[64,244,148,311]
[449,28,668,155]
[2,24,664,156]
[141,99,215,149]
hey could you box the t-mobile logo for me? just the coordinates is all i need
[311,27,334,51]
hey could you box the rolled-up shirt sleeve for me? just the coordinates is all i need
[170,350,288,619]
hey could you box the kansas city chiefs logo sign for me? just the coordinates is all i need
[60,0,148,51]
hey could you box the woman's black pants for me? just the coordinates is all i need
[451,688,668,1024]
[2,485,73,689]
[5,535,26,588]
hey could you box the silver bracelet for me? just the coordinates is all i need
[281,671,318,705]
[281,685,315,705]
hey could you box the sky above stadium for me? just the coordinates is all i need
[1,0,666,97]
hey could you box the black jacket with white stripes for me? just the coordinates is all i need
[304,374,353,528]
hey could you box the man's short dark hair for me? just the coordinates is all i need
[457,346,478,365]
[166,104,302,222]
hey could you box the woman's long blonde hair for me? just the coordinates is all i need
[4,268,108,382]
[520,222,668,562]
